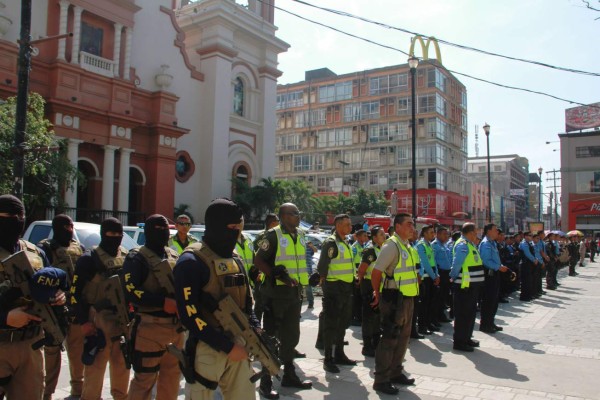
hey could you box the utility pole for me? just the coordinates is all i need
[13,0,33,199]
[546,169,561,230]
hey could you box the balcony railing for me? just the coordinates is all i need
[80,51,115,78]
[43,207,145,227]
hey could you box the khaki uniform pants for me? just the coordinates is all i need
[189,340,255,400]
[0,335,44,400]
[44,323,85,398]
[374,296,414,384]
[127,317,184,400]
[81,339,130,400]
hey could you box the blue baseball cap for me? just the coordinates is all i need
[29,267,68,303]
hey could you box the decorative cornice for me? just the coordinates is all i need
[258,65,282,78]
[159,6,205,82]
[196,43,238,60]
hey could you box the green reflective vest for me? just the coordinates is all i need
[274,226,308,286]
[388,235,419,297]
[326,234,354,283]
[417,239,437,278]
[352,242,365,267]
[235,236,254,274]
[452,238,484,288]
[365,246,381,280]
[168,234,198,255]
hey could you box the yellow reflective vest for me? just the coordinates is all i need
[326,234,354,283]
[388,235,419,297]
[274,226,308,286]
[452,238,485,288]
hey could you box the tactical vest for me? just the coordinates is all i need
[0,240,45,310]
[388,236,419,296]
[274,226,308,286]
[364,246,381,280]
[169,234,198,254]
[235,236,254,274]
[325,234,354,283]
[183,242,249,330]
[417,239,436,278]
[83,246,128,306]
[40,239,83,281]
[452,238,484,288]
[134,246,179,314]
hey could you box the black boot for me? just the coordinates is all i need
[323,356,340,373]
[259,374,280,399]
[361,336,375,357]
[334,348,357,366]
[281,363,312,389]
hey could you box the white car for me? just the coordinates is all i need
[23,220,139,250]
[124,224,205,245]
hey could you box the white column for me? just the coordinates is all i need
[57,0,70,60]
[123,27,132,80]
[71,6,83,64]
[64,138,83,207]
[117,148,134,212]
[112,22,123,77]
[102,145,119,210]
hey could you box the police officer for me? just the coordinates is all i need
[71,218,130,400]
[356,226,385,357]
[168,214,197,254]
[416,225,440,335]
[519,232,537,301]
[38,214,85,400]
[567,236,580,276]
[450,223,485,352]
[253,213,279,248]
[235,224,263,322]
[432,226,452,323]
[316,214,356,373]
[479,223,509,334]
[173,198,257,400]
[122,214,184,400]
[351,229,368,326]
[532,233,545,298]
[370,213,418,395]
[545,233,559,290]
[254,203,312,398]
[0,194,61,399]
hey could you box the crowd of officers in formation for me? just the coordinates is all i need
[0,193,593,399]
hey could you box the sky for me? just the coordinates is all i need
[271,0,600,198]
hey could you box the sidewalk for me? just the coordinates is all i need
[55,260,599,399]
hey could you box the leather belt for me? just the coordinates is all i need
[0,325,42,343]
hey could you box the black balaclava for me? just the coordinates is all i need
[144,214,170,254]
[0,195,25,252]
[100,217,123,257]
[52,214,74,247]
[203,198,243,258]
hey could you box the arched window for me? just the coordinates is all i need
[235,164,248,184]
[233,77,244,116]
[232,162,251,197]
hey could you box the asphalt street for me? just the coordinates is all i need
[55,259,599,399]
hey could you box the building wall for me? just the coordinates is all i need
[559,131,600,232]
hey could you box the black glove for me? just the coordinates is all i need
[308,272,320,287]
[272,265,288,278]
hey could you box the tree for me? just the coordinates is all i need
[582,0,600,19]
[0,92,80,218]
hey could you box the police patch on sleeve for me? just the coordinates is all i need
[258,239,270,251]
[328,246,335,258]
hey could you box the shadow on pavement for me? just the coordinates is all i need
[322,369,371,400]
[462,348,529,381]
[410,338,447,368]
[494,331,544,354]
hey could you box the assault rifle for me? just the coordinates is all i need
[96,275,132,369]
[1,251,66,349]
[214,295,281,382]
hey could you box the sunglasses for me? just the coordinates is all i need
[177,222,191,227]
[284,211,301,217]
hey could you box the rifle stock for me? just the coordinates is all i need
[1,251,66,347]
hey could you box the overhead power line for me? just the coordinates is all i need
[290,0,600,77]
[263,0,599,108]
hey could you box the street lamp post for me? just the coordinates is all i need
[483,123,492,223]
[538,167,543,222]
[408,56,419,219]
[338,160,349,195]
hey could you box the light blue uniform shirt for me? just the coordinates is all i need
[519,240,536,263]
[533,240,544,262]
[479,236,501,271]
[432,239,451,271]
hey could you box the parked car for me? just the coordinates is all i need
[23,221,139,251]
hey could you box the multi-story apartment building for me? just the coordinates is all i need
[275,62,469,226]
[467,155,529,230]
[0,0,287,223]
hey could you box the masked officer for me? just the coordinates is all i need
[416,225,440,335]
[38,214,85,400]
[316,214,357,374]
[479,223,509,334]
[168,215,197,255]
[122,214,184,400]
[173,198,257,400]
[450,223,485,352]
[71,218,130,400]
[370,213,418,395]
[0,194,63,399]
[356,226,385,357]
[254,203,313,399]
